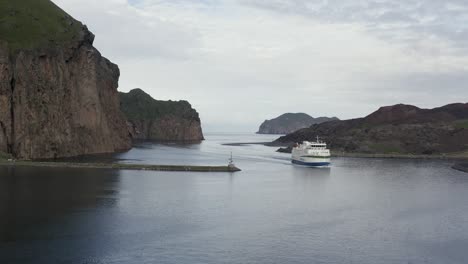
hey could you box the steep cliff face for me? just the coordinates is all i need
[0,42,11,155]
[120,89,204,142]
[0,0,131,159]
[257,113,338,134]
[275,103,468,155]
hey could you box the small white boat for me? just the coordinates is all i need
[292,136,331,167]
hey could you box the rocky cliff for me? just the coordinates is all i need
[257,113,338,134]
[275,103,468,155]
[119,89,204,142]
[0,0,131,159]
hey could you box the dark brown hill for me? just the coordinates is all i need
[275,103,468,155]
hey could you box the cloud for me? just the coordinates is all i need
[242,0,468,53]
[55,0,202,60]
[52,0,468,132]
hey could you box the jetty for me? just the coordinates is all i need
[0,161,241,172]
[453,163,468,173]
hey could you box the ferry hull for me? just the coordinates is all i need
[292,159,330,167]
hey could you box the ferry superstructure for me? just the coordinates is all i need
[291,137,331,167]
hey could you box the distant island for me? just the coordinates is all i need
[257,113,338,134]
[120,89,204,142]
[274,103,468,158]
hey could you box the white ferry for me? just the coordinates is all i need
[291,137,331,167]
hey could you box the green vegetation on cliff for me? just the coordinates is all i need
[368,142,404,154]
[0,0,82,52]
[119,89,199,121]
[0,152,11,161]
[454,120,468,129]
[119,88,204,141]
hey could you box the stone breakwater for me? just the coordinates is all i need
[0,161,241,172]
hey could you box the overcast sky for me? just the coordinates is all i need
[54,0,468,132]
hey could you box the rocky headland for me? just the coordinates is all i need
[257,113,338,134]
[120,89,204,142]
[0,0,131,159]
[274,103,468,158]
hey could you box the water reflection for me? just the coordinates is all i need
[291,166,331,191]
[1,134,468,264]
[0,166,121,242]
[292,166,331,178]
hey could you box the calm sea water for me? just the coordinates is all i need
[1,133,468,264]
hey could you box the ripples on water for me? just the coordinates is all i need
[1,133,468,264]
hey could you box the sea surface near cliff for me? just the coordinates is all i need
[1,133,468,264]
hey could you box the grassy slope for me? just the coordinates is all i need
[0,0,82,52]
[0,151,12,160]
[454,120,468,129]
[119,89,198,121]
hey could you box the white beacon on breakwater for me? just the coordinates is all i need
[291,136,331,167]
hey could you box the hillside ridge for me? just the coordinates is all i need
[257,113,338,134]
[275,103,468,156]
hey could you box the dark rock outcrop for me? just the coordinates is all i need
[453,163,468,173]
[276,146,293,153]
[275,103,468,155]
[257,113,338,134]
[0,0,131,159]
[120,89,204,142]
